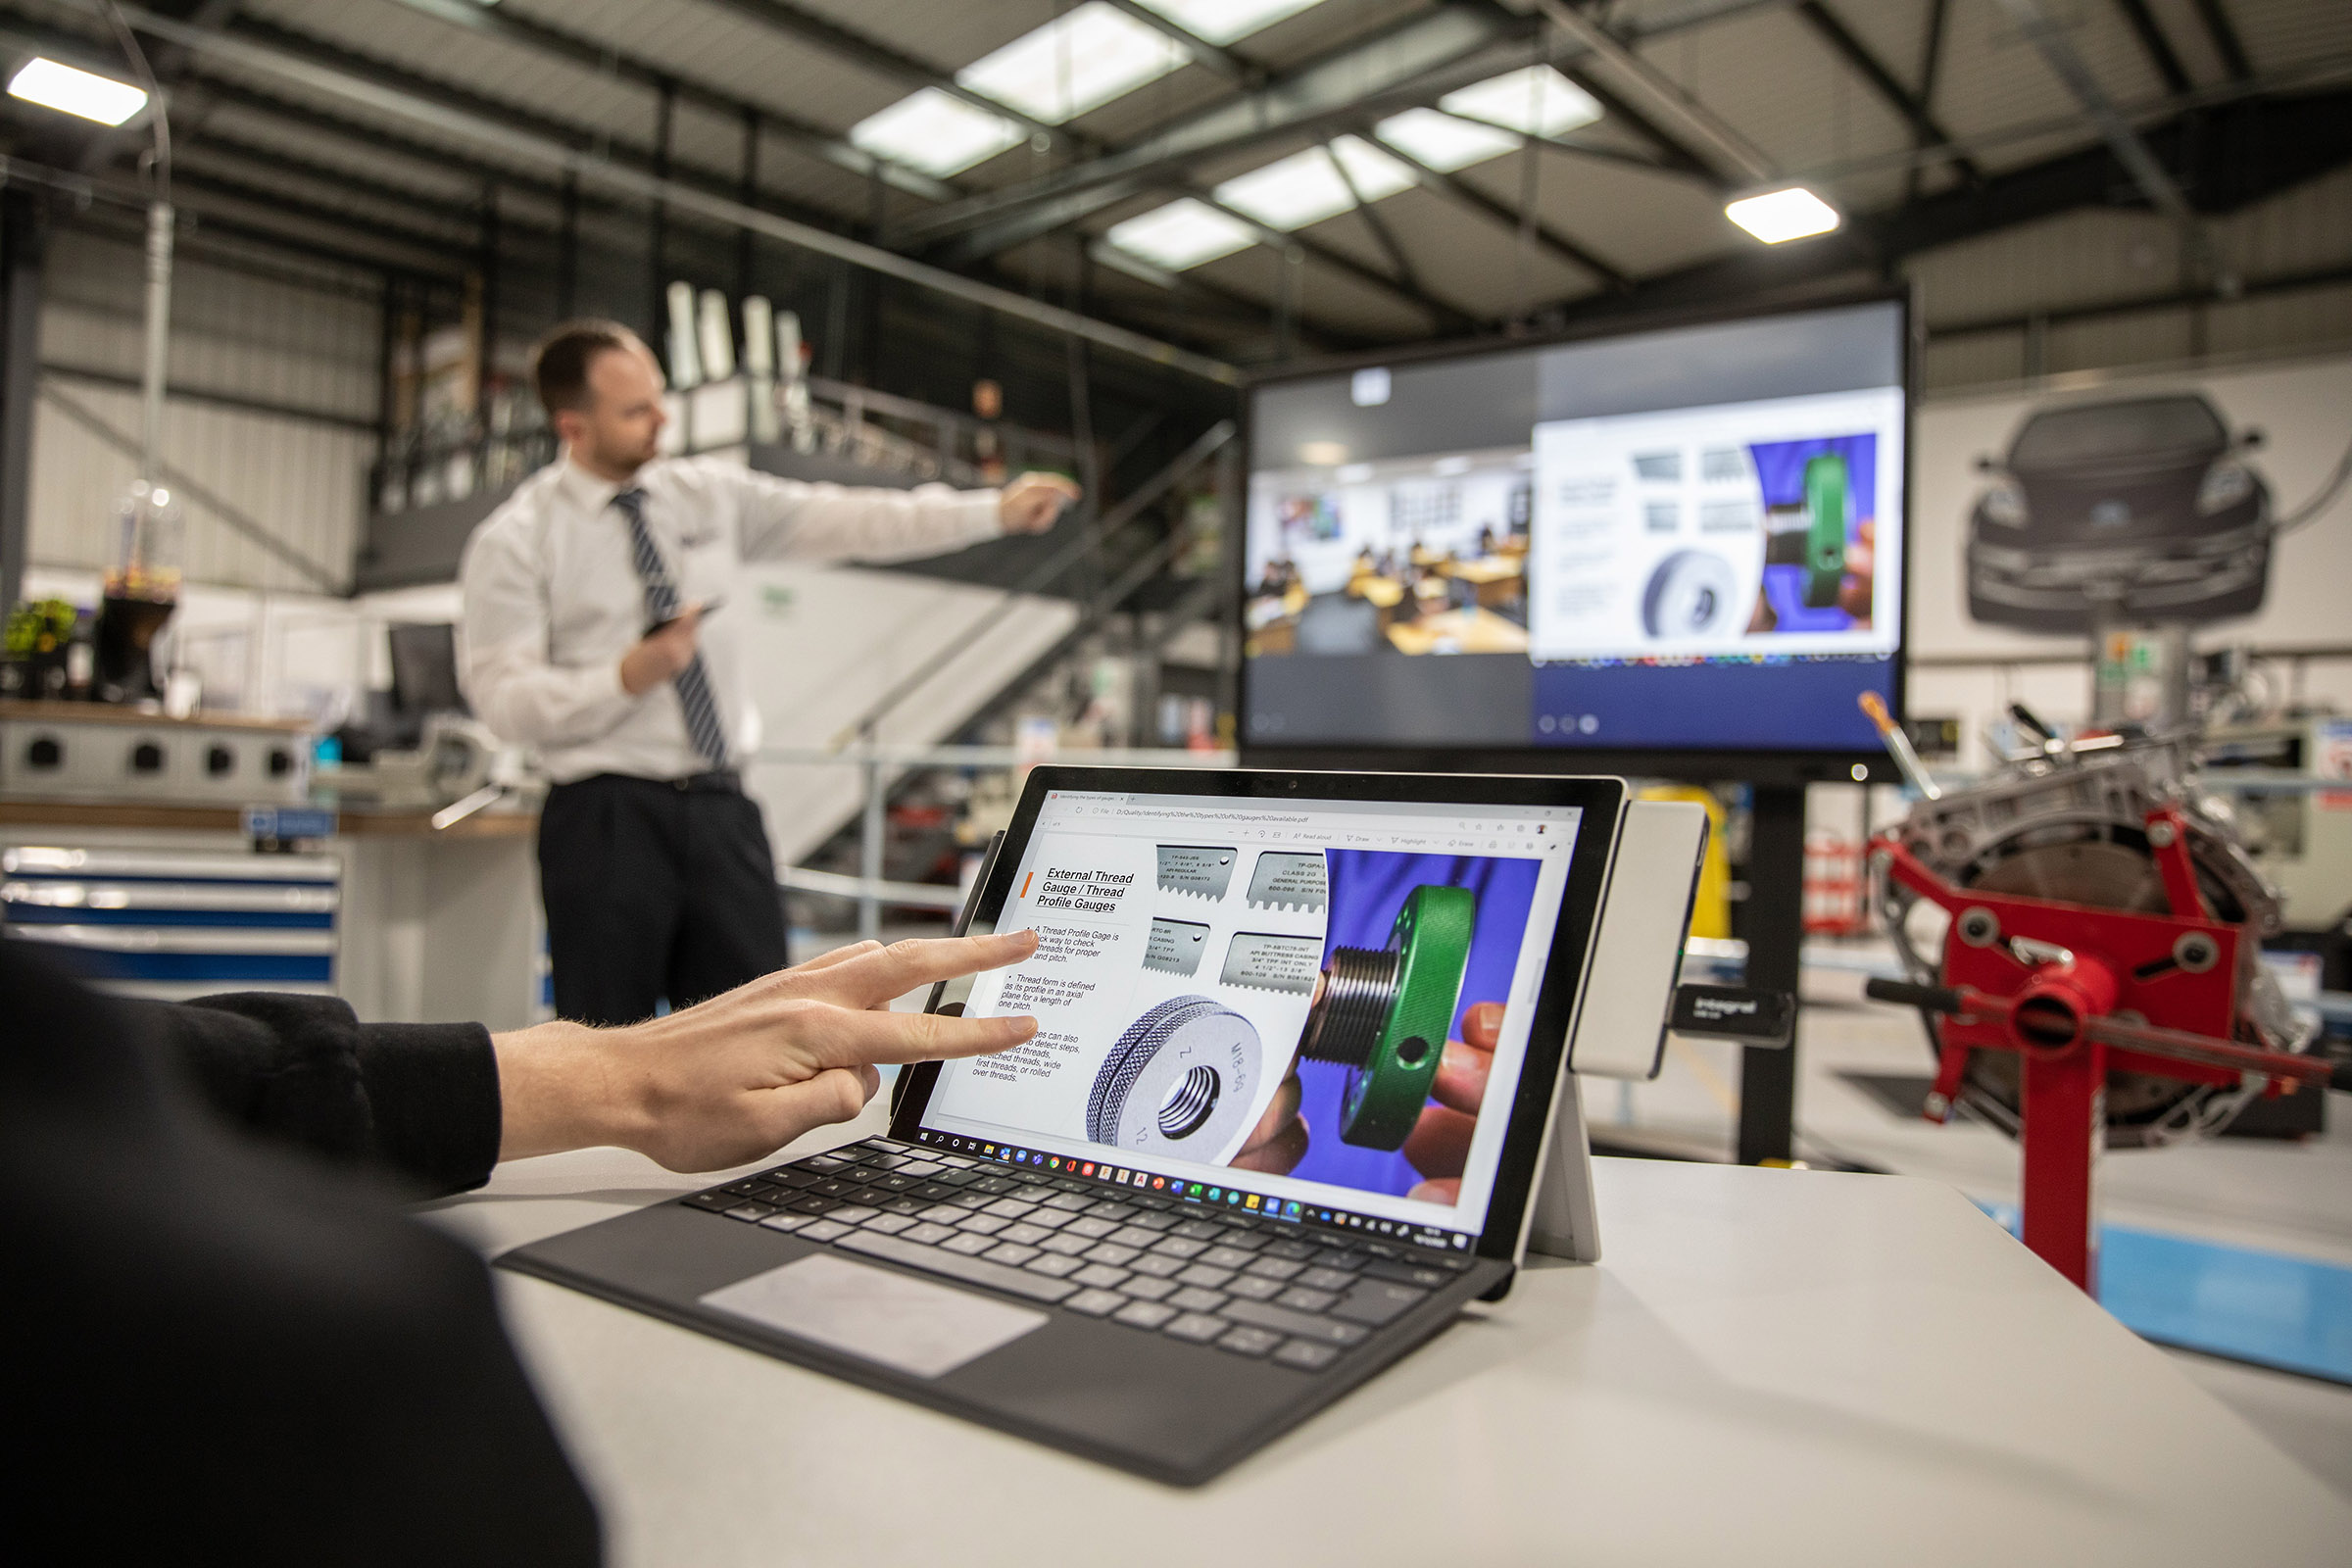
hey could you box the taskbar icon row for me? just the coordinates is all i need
[912,1128,1472,1252]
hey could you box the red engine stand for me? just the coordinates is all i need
[1873,808,2266,1293]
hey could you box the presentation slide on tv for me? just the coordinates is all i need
[922,794,1578,1231]
[1528,387,1905,662]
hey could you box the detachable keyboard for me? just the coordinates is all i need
[681,1136,1474,1372]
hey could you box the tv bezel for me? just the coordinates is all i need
[1233,284,1917,786]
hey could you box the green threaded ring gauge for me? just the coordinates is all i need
[1298,883,1475,1151]
[1086,996,1262,1157]
[1801,453,1849,609]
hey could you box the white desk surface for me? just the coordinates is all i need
[430,1108,2352,1568]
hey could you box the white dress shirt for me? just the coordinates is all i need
[459,455,1003,784]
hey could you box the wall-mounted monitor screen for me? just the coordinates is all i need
[1239,295,1910,779]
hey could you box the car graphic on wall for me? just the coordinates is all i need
[1966,392,2272,633]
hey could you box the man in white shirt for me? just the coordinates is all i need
[460,320,1075,1024]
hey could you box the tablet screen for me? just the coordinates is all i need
[909,788,1587,1252]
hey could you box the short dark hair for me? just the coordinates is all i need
[531,319,641,417]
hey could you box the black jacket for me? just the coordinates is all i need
[0,938,600,1564]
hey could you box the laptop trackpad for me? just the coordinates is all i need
[701,1254,1048,1379]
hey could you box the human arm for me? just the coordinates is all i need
[731,465,1076,564]
[457,514,642,749]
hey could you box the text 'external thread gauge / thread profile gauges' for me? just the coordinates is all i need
[1087,997,1262,1157]
[1298,884,1475,1151]
[1764,453,1850,609]
[1642,549,1740,638]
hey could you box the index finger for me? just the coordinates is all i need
[800,928,1039,1009]
[798,1003,1039,1067]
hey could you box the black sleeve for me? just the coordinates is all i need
[127,989,504,1198]
[1,940,600,1565]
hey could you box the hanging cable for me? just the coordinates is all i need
[2270,428,2352,536]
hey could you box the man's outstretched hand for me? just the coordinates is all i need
[494,930,1039,1171]
[999,471,1081,534]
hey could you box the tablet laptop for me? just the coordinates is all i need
[499,766,1624,1485]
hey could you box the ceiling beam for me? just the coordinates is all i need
[1794,1,1982,185]
[1904,0,1952,206]
[372,0,956,201]
[889,5,1534,255]
[2111,0,2192,96]
[1320,142,1436,308]
[1180,184,1474,333]
[1529,0,1775,183]
[2188,0,2252,83]
[1363,119,1632,292]
[1098,0,1252,85]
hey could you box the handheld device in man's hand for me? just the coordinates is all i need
[500,766,1631,1486]
[645,595,724,636]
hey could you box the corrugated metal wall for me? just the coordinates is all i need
[26,227,382,595]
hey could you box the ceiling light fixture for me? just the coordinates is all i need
[1724,185,1841,243]
[1105,198,1256,270]
[1214,136,1411,231]
[958,3,1187,124]
[1439,66,1600,138]
[1373,107,1518,173]
[7,57,148,126]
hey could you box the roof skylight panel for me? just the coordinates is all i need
[1214,136,1413,230]
[957,3,1190,124]
[1439,65,1602,138]
[848,87,1024,177]
[1372,107,1519,173]
[1105,198,1258,270]
[1131,0,1329,45]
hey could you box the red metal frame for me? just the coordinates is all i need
[1874,808,2296,1293]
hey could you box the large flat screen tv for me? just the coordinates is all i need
[1238,292,1912,782]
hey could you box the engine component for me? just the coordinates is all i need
[1296,884,1476,1151]
[1086,997,1262,1158]
[1642,550,1740,638]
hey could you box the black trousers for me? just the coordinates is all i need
[538,772,789,1026]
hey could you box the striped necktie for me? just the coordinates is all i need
[613,486,729,769]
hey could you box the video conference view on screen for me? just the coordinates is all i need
[1243,299,1906,757]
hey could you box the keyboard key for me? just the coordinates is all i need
[1043,1192,1094,1211]
[882,1197,930,1216]
[1071,1263,1130,1289]
[1152,1238,1207,1261]
[861,1213,914,1235]
[1064,1289,1124,1317]
[1040,1233,1095,1257]
[1050,1178,1092,1195]
[863,1154,911,1171]
[969,1177,1020,1196]
[1128,1253,1185,1279]
[1244,1257,1305,1283]
[1172,1220,1224,1241]
[1086,1201,1137,1221]
[909,1182,957,1202]
[1363,1259,1455,1290]
[1175,1264,1235,1290]
[1119,1212,1178,1234]
[810,1179,859,1198]
[1225,1275,1282,1301]
[1118,1277,1176,1302]
[1217,1326,1282,1358]
[983,1242,1041,1266]
[1200,1246,1254,1270]
[829,1205,880,1225]
[723,1200,781,1221]
[834,1229,1078,1303]
[1107,1226,1163,1249]
[942,1232,998,1256]
[1063,1216,1120,1240]
[1311,1249,1367,1270]
[956,1213,1010,1237]
[1295,1266,1354,1293]
[1221,1299,1369,1347]
[1112,1301,1178,1330]
[984,1199,1036,1220]
[800,1154,855,1173]
[788,1196,839,1217]
[931,1169,981,1188]
[898,1160,946,1178]
[1163,1312,1225,1344]
[1168,1287,1226,1313]
[1021,1209,1073,1232]
[1083,1243,1141,1267]
[799,1219,851,1244]
[1024,1254,1083,1279]
[1275,1287,1338,1312]
[867,1174,919,1194]
[1261,1239,1316,1261]
[1333,1280,1429,1327]
[902,1222,956,1246]
[1210,1231,1269,1253]
[1273,1340,1341,1371]
[999,1223,1052,1248]
[757,1211,813,1233]
[683,1191,736,1211]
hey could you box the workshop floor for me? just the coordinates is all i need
[1603,955,2352,1501]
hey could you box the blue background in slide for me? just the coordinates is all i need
[1750,432,1876,633]
[1529,655,1894,750]
[1282,850,1541,1200]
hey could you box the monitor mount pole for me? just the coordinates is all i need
[1736,783,1805,1165]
